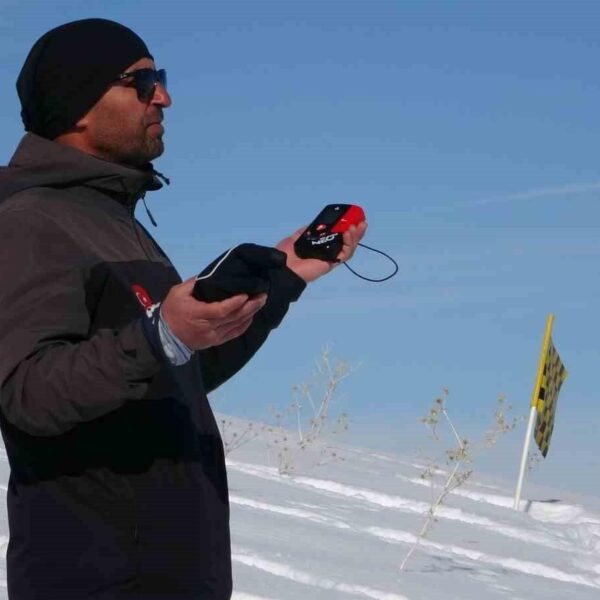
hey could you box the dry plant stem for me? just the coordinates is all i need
[296,353,350,448]
[266,347,353,474]
[442,407,462,448]
[400,406,467,572]
[220,419,258,456]
[399,459,463,571]
[296,400,303,444]
[401,392,517,572]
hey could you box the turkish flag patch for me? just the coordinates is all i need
[131,284,153,310]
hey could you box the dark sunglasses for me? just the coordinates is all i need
[115,68,167,102]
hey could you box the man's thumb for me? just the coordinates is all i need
[181,276,198,294]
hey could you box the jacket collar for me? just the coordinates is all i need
[0,133,164,206]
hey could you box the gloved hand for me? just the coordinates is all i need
[192,243,287,303]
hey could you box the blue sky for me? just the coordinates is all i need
[1,0,600,498]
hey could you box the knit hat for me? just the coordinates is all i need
[17,18,153,140]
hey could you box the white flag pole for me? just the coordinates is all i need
[513,314,554,511]
[514,406,538,510]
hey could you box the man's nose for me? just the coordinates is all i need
[152,83,172,108]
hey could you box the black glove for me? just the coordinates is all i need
[192,243,287,302]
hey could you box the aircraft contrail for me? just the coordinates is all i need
[456,181,600,208]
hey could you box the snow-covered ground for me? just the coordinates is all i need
[0,416,598,599]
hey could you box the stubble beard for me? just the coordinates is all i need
[93,118,164,168]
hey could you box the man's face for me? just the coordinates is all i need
[79,57,172,167]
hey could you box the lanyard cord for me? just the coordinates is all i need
[343,242,399,282]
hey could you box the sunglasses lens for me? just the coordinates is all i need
[135,69,156,101]
[157,69,167,90]
[125,69,168,101]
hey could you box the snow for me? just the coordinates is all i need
[0,415,599,599]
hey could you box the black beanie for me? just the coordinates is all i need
[17,18,153,140]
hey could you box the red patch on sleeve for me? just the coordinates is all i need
[131,284,153,310]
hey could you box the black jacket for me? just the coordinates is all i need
[0,134,305,599]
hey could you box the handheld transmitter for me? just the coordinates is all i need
[294,204,366,262]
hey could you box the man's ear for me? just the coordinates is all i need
[73,113,90,130]
[52,117,87,144]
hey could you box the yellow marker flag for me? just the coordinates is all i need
[531,315,568,457]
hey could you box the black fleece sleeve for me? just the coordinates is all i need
[0,209,161,437]
[198,265,306,393]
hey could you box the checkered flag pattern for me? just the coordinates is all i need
[534,339,568,457]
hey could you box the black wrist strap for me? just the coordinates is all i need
[343,242,398,282]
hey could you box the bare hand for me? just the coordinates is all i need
[276,221,367,283]
[161,277,267,350]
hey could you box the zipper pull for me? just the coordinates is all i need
[142,195,158,227]
[153,169,171,186]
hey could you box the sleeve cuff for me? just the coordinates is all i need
[117,318,164,378]
[271,265,307,302]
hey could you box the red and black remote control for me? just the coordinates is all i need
[294,204,365,261]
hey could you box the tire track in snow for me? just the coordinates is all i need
[227,460,577,551]
[397,474,520,509]
[232,547,410,600]
[398,471,600,536]
[368,527,600,590]
[230,495,351,530]
[231,494,600,584]
[406,464,503,492]
[397,474,600,555]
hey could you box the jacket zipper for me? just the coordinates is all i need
[129,194,145,562]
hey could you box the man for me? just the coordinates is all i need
[0,18,366,600]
